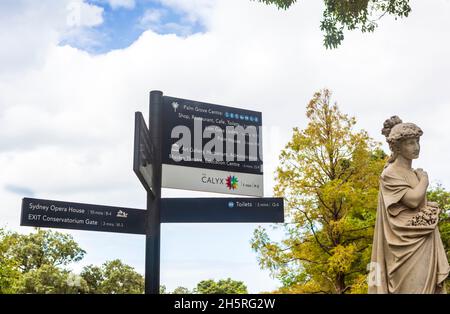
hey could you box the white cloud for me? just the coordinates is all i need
[62,1,105,52]
[158,0,217,26]
[1,0,450,292]
[138,8,199,36]
[105,0,135,10]
[67,1,104,27]
[0,0,104,75]
[139,8,166,27]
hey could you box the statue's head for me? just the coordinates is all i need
[382,116,423,163]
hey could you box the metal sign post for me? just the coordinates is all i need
[145,90,163,294]
[161,197,284,223]
[133,112,154,195]
[20,197,283,233]
[21,197,147,234]
[160,95,264,197]
[19,90,284,295]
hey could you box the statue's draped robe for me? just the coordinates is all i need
[369,165,449,293]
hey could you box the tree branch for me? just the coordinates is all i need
[298,208,331,256]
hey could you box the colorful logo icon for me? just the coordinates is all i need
[226,176,239,190]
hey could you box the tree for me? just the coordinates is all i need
[80,265,104,294]
[195,278,248,294]
[1,228,86,293]
[81,260,144,294]
[1,228,145,294]
[253,0,411,49]
[15,264,89,294]
[4,228,85,272]
[0,228,21,293]
[101,259,144,294]
[172,286,192,294]
[251,89,386,293]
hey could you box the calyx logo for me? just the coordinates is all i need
[226,176,239,190]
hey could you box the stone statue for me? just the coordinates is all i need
[368,116,449,293]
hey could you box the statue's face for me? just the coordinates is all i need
[398,137,420,160]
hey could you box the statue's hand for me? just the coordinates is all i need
[415,168,429,182]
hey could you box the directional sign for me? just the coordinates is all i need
[21,197,283,230]
[161,96,264,197]
[134,111,154,194]
[17,91,284,295]
[21,198,146,234]
[160,197,283,223]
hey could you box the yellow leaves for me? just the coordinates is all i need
[327,244,357,274]
[277,281,328,294]
[348,274,369,294]
[255,89,388,293]
[329,220,345,239]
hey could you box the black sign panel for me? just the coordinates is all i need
[160,197,283,223]
[161,96,263,174]
[133,111,154,194]
[21,198,146,234]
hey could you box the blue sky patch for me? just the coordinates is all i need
[61,0,205,54]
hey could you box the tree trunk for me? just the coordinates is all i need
[335,273,346,294]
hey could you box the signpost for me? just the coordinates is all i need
[145,90,163,294]
[161,197,283,223]
[19,90,284,295]
[21,197,283,228]
[161,96,264,197]
[133,111,154,194]
[21,197,146,235]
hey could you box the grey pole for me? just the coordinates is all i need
[145,90,163,294]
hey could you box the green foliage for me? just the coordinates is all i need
[4,228,85,272]
[1,228,86,294]
[15,265,89,294]
[0,229,21,293]
[195,278,248,294]
[1,228,245,294]
[253,0,411,48]
[101,259,144,294]
[251,89,386,293]
[80,265,104,293]
[256,0,296,9]
[0,229,143,294]
[172,286,192,294]
[81,260,144,294]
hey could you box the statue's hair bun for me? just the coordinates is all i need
[381,116,403,138]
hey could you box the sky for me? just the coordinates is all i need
[1,0,450,293]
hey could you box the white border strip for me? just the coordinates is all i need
[162,164,264,197]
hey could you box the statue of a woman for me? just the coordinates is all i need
[368,116,449,293]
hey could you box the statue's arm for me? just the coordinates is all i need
[400,169,429,209]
